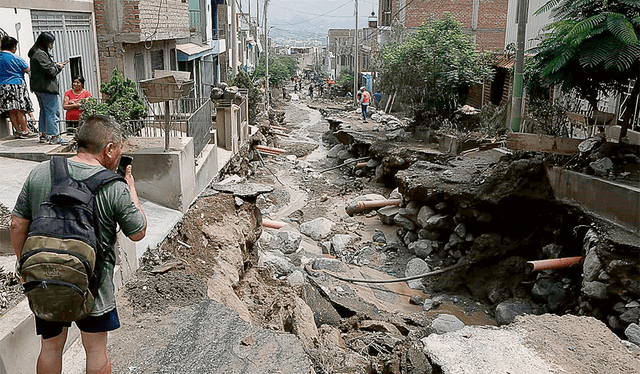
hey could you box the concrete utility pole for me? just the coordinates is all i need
[354,0,359,105]
[509,0,529,132]
[231,0,239,77]
[264,0,270,106]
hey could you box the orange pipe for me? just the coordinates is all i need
[255,145,286,154]
[257,148,281,155]
[528,256,583,271]
[355,162,368,169]
[272,125,288,131]
[262,218,287,229]
[357,199,402,210]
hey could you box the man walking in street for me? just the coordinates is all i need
[359,86,371,122]
[11,115,147,374]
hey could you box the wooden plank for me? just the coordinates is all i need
[506,133,583,155]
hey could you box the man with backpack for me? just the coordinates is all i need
[10,115,147,374]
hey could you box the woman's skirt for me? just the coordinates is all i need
[0,83,33,114]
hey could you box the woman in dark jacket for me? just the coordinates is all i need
[28,32,68,144]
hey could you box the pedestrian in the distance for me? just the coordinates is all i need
[11,115,147,374]
[359,86,370,122]
[63,75,92,130]
[0,36,37,138]
[28,32,68,144]
[309,85,314,99]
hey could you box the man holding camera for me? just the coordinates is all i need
[11,115,147,374]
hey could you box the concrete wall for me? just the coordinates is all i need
[124,137,196,213]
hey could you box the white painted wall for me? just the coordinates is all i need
[0,7,38,118]
[504,0,553,50]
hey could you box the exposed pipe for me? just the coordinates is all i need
[271,125,288,131]
[357,199,402,210]
[262,218,287,229]
[354,162,368,168]
[319,156,370,173]
[528,256,584,271]
[254,144,286,154]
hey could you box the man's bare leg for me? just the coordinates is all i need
[81,331,111,374]
[37,327,68,374]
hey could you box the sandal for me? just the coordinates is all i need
[49,136,69,145]
[39,135,49,143]
[20,131,38,138]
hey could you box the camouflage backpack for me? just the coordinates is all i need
[19,156,124,322]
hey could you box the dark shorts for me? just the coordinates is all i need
[35,308,120,340]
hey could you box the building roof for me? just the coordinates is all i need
[176,43,216,61]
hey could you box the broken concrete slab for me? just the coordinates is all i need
[506,132,582,155]
[209,183,274,199]
[112,299,316,373]
[300,217,335,240]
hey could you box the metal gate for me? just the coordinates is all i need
[31,11,98,98]
[201,59,215,99]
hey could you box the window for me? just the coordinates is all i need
[151,50,165,76]
[382,0,392,26]
[69,56,83,79]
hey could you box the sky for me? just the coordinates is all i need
[238,0,379,44]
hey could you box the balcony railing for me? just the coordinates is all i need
[189,9,201,31]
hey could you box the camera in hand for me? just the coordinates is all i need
[117,155,133,176]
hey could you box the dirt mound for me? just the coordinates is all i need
[125,270,207,314]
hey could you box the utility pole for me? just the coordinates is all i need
[509,0,529,132]
[354,0,359,105]
[231,0,239,77]
[264,0,270,106]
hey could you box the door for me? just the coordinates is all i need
[31,11,98,97]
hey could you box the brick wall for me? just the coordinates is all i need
[399,0,508,51]
[95,0,189,84]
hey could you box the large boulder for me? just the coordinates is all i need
[331,234,353,255]
[417,206,437,228]
[259,250,294,276]
[378,205,400,225]
[409,239,435,259]
[300,217,335,240]
[430,314,465,334]
[277,230,302,254]
[625,323,640,347]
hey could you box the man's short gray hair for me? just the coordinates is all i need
[76,115,123,154]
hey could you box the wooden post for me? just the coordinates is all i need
[164,101,170,152]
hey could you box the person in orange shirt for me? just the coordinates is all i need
[62,76,92,130]
[359,86,371,123]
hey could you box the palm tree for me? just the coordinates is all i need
[531,0,640,139]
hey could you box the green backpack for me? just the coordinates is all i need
[19,156,124,322]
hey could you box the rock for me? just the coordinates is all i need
[416,206,436,228]
[578,137,602,153]
[425,214,449,230]
[345,194,387,215]
[582,281,608,300]
[405,201,421,216]
[327,143,346,158]
[465,232,474,242]
[300,217,335,240]
[234,197,244,207]
[389,188,402,200]
[366,159,380,168]
[453,223,467,239]
[409,239,434,259]
[372,229,386,243]
[614,302,627,313]
[277,230,302,254]
[360,320,403,337]
[405,258,430,290]
[476,212,493,223]
[542,243,562,259]
[410,295,424,305]
[302,284,342,327]
[419,229,440,241]
[319,241,331,254]
[287,270,305,287]
[448,233,463,247]
[337,149,352,161]
[620,308,640,324]
[259,250,294,276]
[403,342,433,374]
[394,214,417,231]
[331,234,353,254]
[628,301,640,308]
[609,315,622,330]
[435,202,447,211]
[423,299,438,311]
[378,205,400,225]
[430,314,465,334]
[625,323,640,347]
[583,248,602,282]
[386,128,407,141]
[589,157,614,176]
[547,282,567,311]
[312,258,348,273]
[404,231,418,245]
[207,275,252,323]
[291,297,319,350]
[495,299,533,326]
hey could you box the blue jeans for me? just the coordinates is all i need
[361,104,369,119]
[35,92,61,136]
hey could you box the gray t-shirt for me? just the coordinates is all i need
[13,159,146,316]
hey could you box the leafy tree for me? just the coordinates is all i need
[335,68,354,94]
[530,0,640,138]
[80,68,147,136]
[231,71,261,124]
[252,55,298,87]
[375,13,492,116]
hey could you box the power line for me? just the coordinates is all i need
[277,0,355,26]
